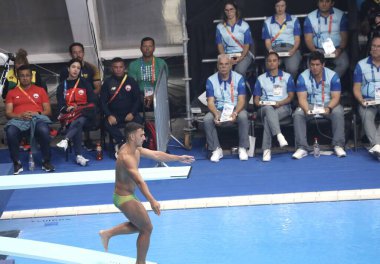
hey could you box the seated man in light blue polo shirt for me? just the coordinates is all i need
[293,51,346,159]
[204,54,249,162]
[304,0,349,77]
[254,52,296,162]
[353,35,380,159]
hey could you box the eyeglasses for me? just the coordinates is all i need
[371,45,380,49]
[224,8,235,12]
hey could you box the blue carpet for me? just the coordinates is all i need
[0,163,13,217]
[2,142,380,211]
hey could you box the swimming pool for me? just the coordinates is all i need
[2,199,380,264]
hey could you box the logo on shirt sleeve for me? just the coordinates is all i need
[33,93,40,99]
[125,85,132,92]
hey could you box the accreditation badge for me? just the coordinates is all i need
[273,84,283,97]
[144,86,154,96]
[375,82,380,100]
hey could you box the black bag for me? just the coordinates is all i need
[143,121,156,150]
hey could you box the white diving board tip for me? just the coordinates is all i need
[0,236,157,264]
[0,166,191,190]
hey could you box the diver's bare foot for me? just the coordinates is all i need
[99,230,110,252]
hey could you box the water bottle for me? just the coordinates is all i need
[28,151,35,171]
[313,138,320,158]
[96,142,103,161]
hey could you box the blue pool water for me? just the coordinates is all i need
[2,199,380,264]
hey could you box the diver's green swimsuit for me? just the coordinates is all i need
[113,193,138,208]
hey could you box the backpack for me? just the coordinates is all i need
[143,121,157,150]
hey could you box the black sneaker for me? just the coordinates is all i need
[13,161,23,175]
[42,161,55,172]
[84,140,96,151]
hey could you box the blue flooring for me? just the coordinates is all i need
[2,145,380,211]
[2,200,380,264]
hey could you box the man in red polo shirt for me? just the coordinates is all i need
[5,65,55,174]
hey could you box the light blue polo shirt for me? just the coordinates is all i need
[297,67,341,105]
[304,7,348,49]
[253,70,295,102]
[262,13,301,47]
[354,56,380,99]
[206,70,246,110]
[216,19,253,54]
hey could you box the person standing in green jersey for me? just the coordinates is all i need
[128,37,168,111]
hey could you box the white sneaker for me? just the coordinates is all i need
[369,144,380,155]
[210,147,223,162]
[76,155,89,166]
[238,147,248,161]
[277,133,288,148]
[263,149,271,162]
[334,146,347,157]
[57,139,68,151]
[292,148,308,159]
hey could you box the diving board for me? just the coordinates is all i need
[0,236,157,264]
[0,166,191,190]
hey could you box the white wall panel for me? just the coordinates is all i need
[96,0,186,50]
[0,0,73,54]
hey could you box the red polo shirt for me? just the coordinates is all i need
[5,84,49,114]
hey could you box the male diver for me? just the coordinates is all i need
[99,122,194,264]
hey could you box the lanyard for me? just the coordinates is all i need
[271,22,287,43]
[107,74,127,104]
[310,74,325,104]
[17,86,39,107]
[223,22,244,50]
[321,80,325,104]
[269,74,283,97]
[317,13,333,47]
[370,64,379,83]
[369,64,380,97]
[219,78,234,104]
[140,57,155,85]
[318,14,333,35]
[64,78,80,105]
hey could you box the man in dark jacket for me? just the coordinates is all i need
[100,57,142,157]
